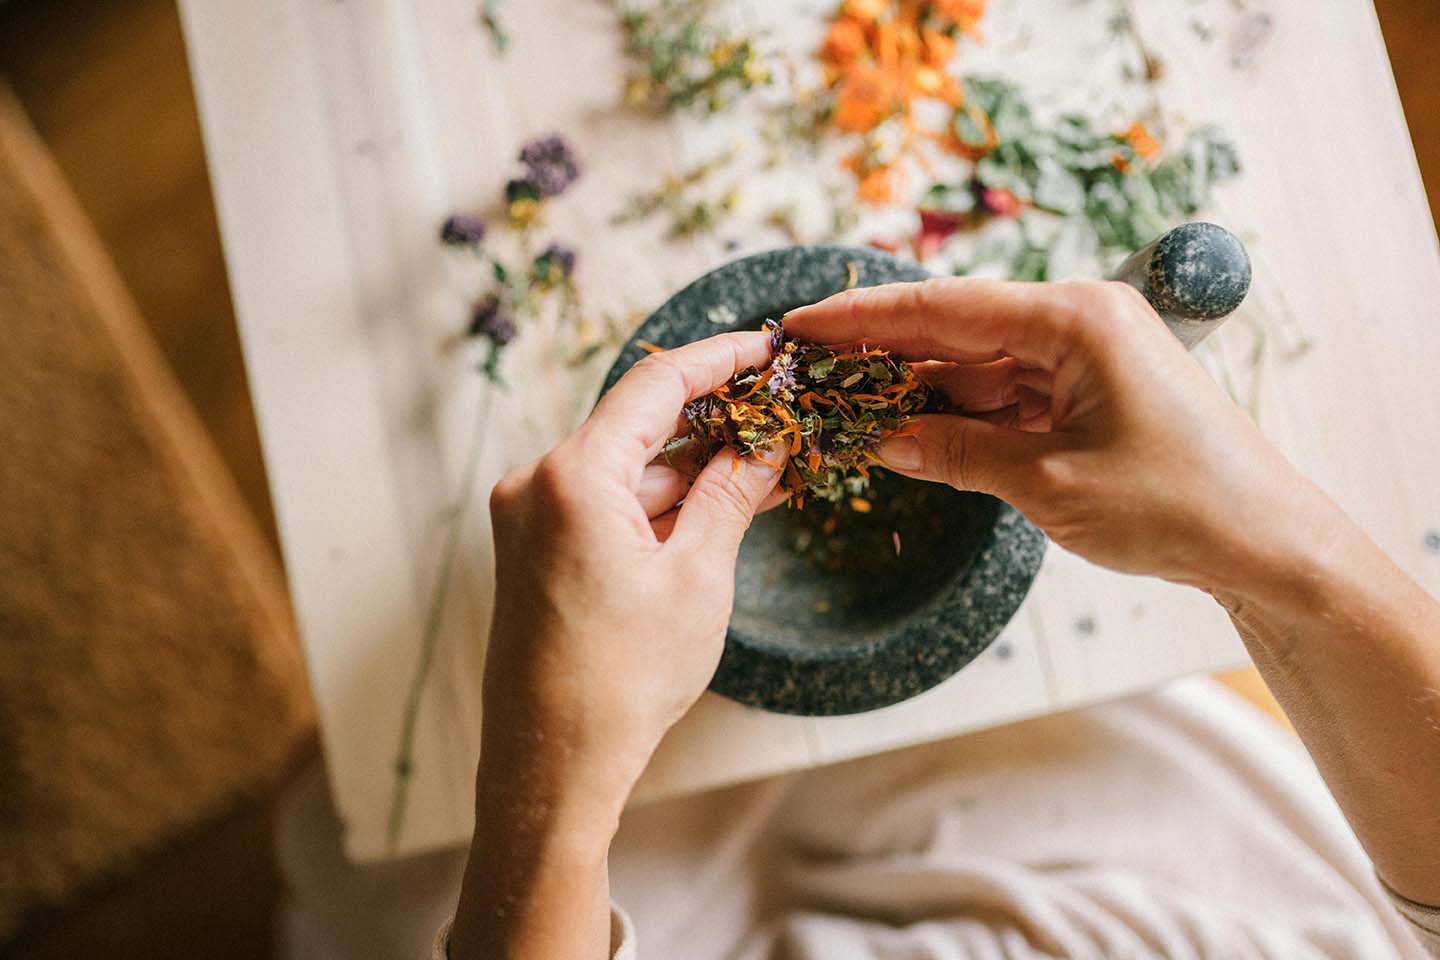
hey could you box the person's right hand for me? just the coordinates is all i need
[785,279,1346,600]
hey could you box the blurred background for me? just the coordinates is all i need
[0,1,1436,957]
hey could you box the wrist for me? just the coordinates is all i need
[1197,480,1360,621]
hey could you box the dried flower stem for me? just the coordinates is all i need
[388,379,497,849]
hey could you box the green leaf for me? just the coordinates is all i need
[1033,158,1085,214]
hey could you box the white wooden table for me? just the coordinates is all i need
[179,0,1440,861]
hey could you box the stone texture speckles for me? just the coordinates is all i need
[600,246,1047,716]
[1110,222,1252,348]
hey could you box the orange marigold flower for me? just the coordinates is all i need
[834,66,898,132]
[823,17,868,62]
[913,65,944,95]
[1122,121,1161,161]
[932,0,987,33]
[921,28,956,66]
[843,0,888,22]
[856,164,897,203]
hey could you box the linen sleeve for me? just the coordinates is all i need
[1382,879,1440,957]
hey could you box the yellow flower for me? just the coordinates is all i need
[507,198,541,229]
[708,41,739,66]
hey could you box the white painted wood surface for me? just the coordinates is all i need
[180,0,1440,860]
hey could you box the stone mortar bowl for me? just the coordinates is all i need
[600,246,1047,716]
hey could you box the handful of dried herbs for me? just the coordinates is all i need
[679,319,941,508]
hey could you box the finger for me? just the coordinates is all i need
[669,447,783,556]
[784,277,1104,369]
[637,462,695,518]
[912,358,1021,412]
[579,332,773,484]
[873,413,1057,497]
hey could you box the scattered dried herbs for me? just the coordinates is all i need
[677,318,941,508]
[611,144,745,237]
[443,134,585,381]
[784,469,947,575]
[616,0,775,114]
[920,77,1241,278]
[818,0,986,203]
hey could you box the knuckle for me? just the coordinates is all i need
[938,423,976,489]
[529,453,577,509]
[489,466,530,519]
[633,349,682,382]
[693,465,754,520]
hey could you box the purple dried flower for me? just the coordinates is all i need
[764,317,784,353]
[468,294,516,345]
[518,134,581,198]
[440,213,487,247]
[767,351,799,401]
[683,397,708,423]
[542,243,577,277]
[531,243,578,290]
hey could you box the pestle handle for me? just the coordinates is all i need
[1108,222,1252,349]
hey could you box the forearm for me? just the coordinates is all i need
[449,721,629,960]
[1210,500,1440,904]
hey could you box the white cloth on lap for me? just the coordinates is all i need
[319,677,1429,959]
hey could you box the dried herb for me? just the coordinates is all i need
[920,77,1241,277]
[678,318,941,508]
[480,0,508,53]
[616,0,775,114]
[818,0,985,203]
[394,134,589,846]
[784,468,947,575]
[443,134,586,381]
[611,145,744,237]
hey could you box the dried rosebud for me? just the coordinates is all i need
[439,213,487,247]
[979,187,1021,218]
[518,134,581,198]
[468,294,516,345]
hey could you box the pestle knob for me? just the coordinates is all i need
[1108,222,1252,349]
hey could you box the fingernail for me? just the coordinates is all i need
[876,436,923,471]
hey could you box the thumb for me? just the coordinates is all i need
[875,414,1049,498]
[671,447,783,556]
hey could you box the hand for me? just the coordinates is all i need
[482,330,782,802]
[785,279,1342,599]
[452,332,781,960]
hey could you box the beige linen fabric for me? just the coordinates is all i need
[366,679,1431,959]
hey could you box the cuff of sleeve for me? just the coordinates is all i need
[433,904,636,959]
[1380,876,1440,957]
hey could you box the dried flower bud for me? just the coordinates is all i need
[439,213,487,247]
[518,133,582,198]
[468,294,516,345]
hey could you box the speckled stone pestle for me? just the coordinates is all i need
[1111,221,1252,346]
[600,224,1250,716]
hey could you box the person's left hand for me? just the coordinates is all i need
[481,331,783,803]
